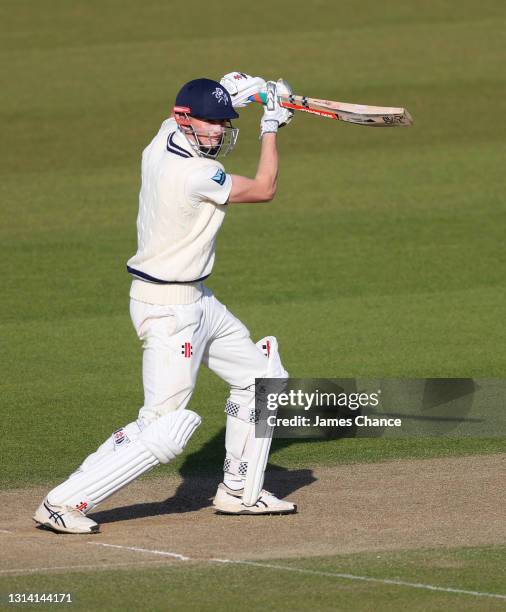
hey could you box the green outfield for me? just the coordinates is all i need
[2,547,505,611]
[1,0,505,609]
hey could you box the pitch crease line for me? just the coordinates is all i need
[88,542,190,561]
[0,560,173,576]
[210,559,506,600]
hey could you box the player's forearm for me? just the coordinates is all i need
[254,133,278,201]
[228,133,279,203]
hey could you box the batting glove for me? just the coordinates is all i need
[220,71,266,108]
[276,78,295,127]
[260,80,294,137]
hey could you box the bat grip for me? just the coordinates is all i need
[248,92,267,105]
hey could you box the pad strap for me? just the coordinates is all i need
[224,456,248,477]
[224,400,258,424]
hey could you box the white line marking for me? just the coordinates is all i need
[210,559,506,601]
[5,541,505,601]
[0,560,172,576]
[0,529,13,534]
[88,542,190,561]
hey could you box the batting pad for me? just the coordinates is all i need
[47,409,201,512]
[222,337,288,504]
[223,388,259,480]
[243,336,288,506]
[223,415,255,479]
[73,419,147,474]
[139,408,201,463]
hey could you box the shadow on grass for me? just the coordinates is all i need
[91,429,317,525]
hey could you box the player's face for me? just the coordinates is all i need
[188,117,226,147]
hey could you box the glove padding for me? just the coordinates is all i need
[220,72,266,108]
[276,78,294,127]
[260,79,295,137]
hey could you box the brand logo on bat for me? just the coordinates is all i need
[287,105,339,119]
[383,115,404,124]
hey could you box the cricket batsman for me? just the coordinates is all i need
[33,73,297,533]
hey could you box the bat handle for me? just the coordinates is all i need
[248,92,267,105]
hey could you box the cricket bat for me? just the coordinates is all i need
[249,92,413,127]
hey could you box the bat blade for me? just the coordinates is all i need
[249,92,413,127]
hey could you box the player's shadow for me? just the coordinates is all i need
[90,429,317,525]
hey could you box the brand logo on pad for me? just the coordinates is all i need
[75,501,88,512]
[113,428,129,446]
[181,342,193,358]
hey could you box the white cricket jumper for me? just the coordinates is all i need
[127,118,232,305]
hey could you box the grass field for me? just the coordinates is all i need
[1,0,505,609]
[2,547,505,611]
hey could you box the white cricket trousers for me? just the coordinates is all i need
[129,286,269,423]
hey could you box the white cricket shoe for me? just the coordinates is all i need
[213,483,297,515]
[33,499,99,534]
